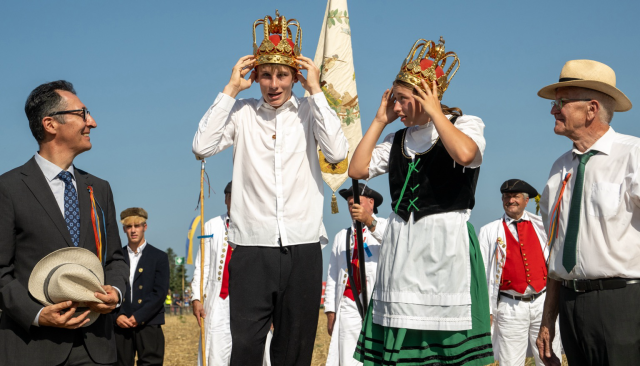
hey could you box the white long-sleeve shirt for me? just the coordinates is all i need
[541,127,640,280]
[193,92,348,247]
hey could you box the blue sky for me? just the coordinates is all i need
[2,0,639,282]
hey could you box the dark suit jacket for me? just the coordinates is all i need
[117,243,169,326]
[0,157,129,366]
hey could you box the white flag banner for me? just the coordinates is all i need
[309,0,362,213]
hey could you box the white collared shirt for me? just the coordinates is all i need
[541,127,640,280]
[34,153,77,217]
[192,92,348,247]
[127,240,147,302]
[503,211,532,242]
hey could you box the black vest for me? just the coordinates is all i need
[388,117,480,222]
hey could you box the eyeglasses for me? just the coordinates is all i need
[49,107,90,122]
[550,98,591,109]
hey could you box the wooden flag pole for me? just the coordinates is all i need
[351,179,368,314]
[199,159,207,366]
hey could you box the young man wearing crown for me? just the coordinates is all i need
[348,38,493,366]
[191,182,272,366]
[535,60,638,366]
[478,179,563,366]
[192,11,348,366]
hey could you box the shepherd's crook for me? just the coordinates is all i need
[198,158,207,366]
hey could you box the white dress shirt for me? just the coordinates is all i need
[366,115,486,331]
[127,240,147,302]
[192,92,348,247]
[34,153,77,216]
[32,153,121,326]
[542,127,640,280]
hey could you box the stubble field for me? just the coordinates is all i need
[163,311,567,366]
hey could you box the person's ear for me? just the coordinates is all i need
[42,116,57,137]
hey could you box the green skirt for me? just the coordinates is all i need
[354,222,494,366]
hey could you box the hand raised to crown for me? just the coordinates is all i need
[223,55,257,98]
[296,56,322,95]
[413,79,444,120]
[372,89,398,126]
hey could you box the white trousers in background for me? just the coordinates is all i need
[495,293,562,366]
[198,296,232,366]
[339,297,364,366]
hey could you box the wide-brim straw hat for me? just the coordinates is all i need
[28,247,106,327]
[538,59,632,112]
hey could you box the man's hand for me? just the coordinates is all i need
[128,315,138,327]
[88,285,119,314]
[296,56,322,95]
[490,314,493,327]
[222,55,257,99]
[536,323,561,366]
[326,312,336,336]
[38,301,90,329]
[116,314,134,328]
[373,89,398,126]
[351,203,373,228]
[192,300,206,328]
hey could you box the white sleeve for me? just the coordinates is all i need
[323,231,343,313]
[191,220,214,301]
[453,115,486,168]
[370,217,388,244]
[310,93,349,163]
[477,224,495,315]
[368,133,395,179]
[192,93,238,158]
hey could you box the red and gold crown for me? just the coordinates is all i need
[253,10,302,70]
[395,37,460,100]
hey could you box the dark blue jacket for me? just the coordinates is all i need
[117,243,170,326]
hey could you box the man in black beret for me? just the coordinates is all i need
[324,183,387,366]
[115,207,170,366]
[478,180,562,366]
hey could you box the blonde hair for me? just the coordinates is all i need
[393,80,463,117]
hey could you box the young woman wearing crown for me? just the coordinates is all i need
[349,38,494,366]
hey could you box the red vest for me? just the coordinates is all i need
[344,229,365,301]
[500,220,548,293]
[220,220,232,299]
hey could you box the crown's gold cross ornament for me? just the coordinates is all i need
[253,10,302,70]
[395,36,460,100]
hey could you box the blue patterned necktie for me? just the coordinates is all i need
[57,171,81,246]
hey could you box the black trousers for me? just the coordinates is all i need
[228,243,322,366]
[559,283,640,366]
[114,324,165,366]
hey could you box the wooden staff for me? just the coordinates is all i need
[351,179,368,313]
[199,159,207,366]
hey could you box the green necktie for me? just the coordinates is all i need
[563,150,598,273]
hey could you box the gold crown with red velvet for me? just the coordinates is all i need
[395,37,460,99]
[253,10,302,69]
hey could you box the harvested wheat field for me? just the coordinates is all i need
[163,311,567,366]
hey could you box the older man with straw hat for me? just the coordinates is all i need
[535,59,637,366]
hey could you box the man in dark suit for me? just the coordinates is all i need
[0,80,129,366]
[114,207,170,366]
